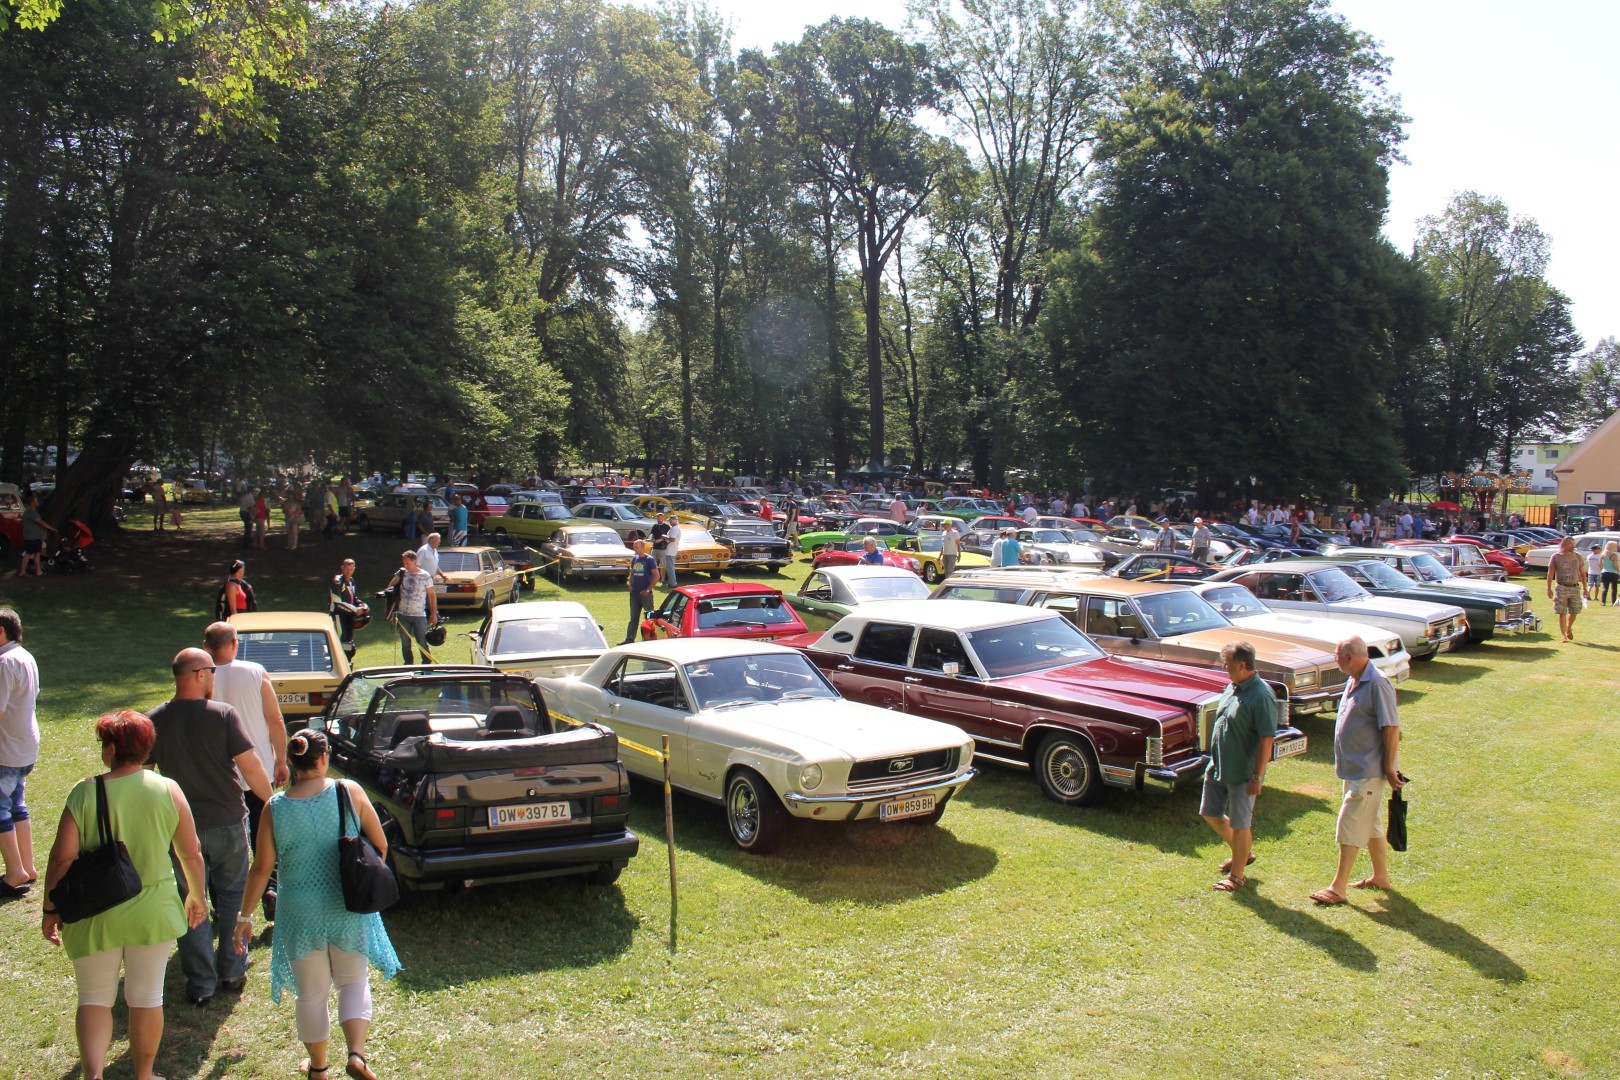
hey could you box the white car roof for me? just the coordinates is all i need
[836,598,1059,632]
[488,601,594,626]
[607,638,801,663]
[812,564,919,582]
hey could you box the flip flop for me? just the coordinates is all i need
[1350,878,1389,890]
[1212,876,1245,892]
[1219,854,1257,873]
[1310,888,1347,905]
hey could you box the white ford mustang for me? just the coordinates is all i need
[538,639,977,853]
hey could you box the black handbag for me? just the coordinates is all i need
[50,776,142,923]
[335,781,398,914]
[1386,778,1409,853]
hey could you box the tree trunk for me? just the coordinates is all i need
[863,219,884,468]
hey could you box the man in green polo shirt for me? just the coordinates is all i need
[1199,641,1277,892]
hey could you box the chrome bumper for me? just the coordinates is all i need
[1138,754,1210,793]
[1414,622,1470,657]
[1494,614,1543,634]
[780,768,977,821]
[1287,686,1343,714]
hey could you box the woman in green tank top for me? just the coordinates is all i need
[41,711,208,1080]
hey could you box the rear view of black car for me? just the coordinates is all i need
[317,666,638,890]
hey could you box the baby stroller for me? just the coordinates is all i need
[47,519,94,574]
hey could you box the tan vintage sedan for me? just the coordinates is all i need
[433,546,523,613]
[931,569,1349,716]
[228,611,351,727]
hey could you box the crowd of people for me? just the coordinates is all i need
[0,606,398,1080]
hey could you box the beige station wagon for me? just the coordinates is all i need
[931,568,1348,716]
[433,546,523,612]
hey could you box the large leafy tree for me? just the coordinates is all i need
[771,18,946,468]
[1044,0,1415,502]
[1562,338,1620,437]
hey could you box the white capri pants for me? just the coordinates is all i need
[74,941,174,1009]
[291,946,373,1043]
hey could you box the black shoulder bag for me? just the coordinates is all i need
[50,776,143,923]
[335,781,399,914]
[1386,775,1409,852]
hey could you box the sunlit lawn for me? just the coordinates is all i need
[1,507,1615,1078]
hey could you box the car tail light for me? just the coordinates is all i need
[308,693,327,708]
[434,808,457,823]
[452,584,475,593]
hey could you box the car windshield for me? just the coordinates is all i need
[492,617,602,655]
[681,528,718,545]
[236,631,335,674]
[1135,592,1229,635]
[727,523,774,538]
[603,504,640,520]
[1357,560,1415,589]
[966,617,1104,678]
[915,532,945,553]
[846,575,930,603]
[839,538,890,553]
[1064,528,1104,543]
[483,496,508,507]
[1309,568,1370,602]
[564,529,623,547]
[544,506,574,520]
[1200,586,1269,619]
[1023,529,1070,544]
[694,594,799,629]
[368,677,542,738]
[437,552,488,574]
[1407,553,1451,582]
[684,653,839,710]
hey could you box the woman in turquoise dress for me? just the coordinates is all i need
[41,710,208,1080]
[235,729,400,1080]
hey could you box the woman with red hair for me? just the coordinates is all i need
[41,710,208,1080]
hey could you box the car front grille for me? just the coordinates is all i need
[1427,617,1458,641]
[1319,666,1349,690]
[1505,601,1524,620]
[847,748,959,791]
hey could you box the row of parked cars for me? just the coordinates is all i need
[218,511,1563,892]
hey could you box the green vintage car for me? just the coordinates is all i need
[487,500,590,544]
[784,564,932,631]
[796,517,919,553]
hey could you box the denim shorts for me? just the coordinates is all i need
[1199,776,1257,831]
[0,763,34,832]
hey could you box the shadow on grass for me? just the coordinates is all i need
[390,879,638,990]
[139,961,251,1080]
[1572,640,1620,653]
[955,764,1328,857]
[1467,643,1559,662]
[1357,892,1526,984]
[1232,886,1378,971]
[633,780,998,905]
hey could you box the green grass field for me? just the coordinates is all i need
[1,507,1615,1078]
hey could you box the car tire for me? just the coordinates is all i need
[585,862,623,886]
[492,526,507,538]
[923,562,940,584]
[508,580,521,605]
[357,514,371,533]
[556,557,571,583]
[1034,732,1104,806]
[725,768,786,854]
[480,591,494,615]
[911,792,951,826]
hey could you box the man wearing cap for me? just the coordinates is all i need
[1154,519,1177,553]
[1191,518,1211,563]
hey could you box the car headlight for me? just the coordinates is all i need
[1293,670,1317,689]
[799,764,823,791]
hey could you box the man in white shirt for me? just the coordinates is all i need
[1020,503,1038,523]
[205,621,288,915]
[661,518,682,587]
[0,607,40,896]
[416,531,445,582]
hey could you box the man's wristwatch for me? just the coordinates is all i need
[237,913,253,924]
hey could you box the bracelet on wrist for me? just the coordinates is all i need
[236,913,253,924]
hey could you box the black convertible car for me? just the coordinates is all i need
[317,665,639,890]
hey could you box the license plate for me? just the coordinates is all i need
[878,793,936,821]
[1272,736,1308,760]
[488,802,572,828]
[276,692,308,705]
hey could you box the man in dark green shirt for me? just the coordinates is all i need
[1199,641,1277,892]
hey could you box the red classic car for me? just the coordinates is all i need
[810,537,915,572]
[779,599,1302,807]
[1440,535,1526,576]
[468,493,510,532]
[639,582,809,642]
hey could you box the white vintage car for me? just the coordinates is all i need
[1185,582,1412,684]
[537,639,977,853]
[469,601,608,679]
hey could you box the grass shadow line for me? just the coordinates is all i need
[1357,892,1526,984]
[1232,886,1378,971]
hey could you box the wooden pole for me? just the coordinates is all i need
[663,733,677,953]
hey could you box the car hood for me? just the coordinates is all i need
[1229,612,1400,652]
[1031,543,1106,563]
[1420,579,1529,604]
[557,542,632,557]
[694,697,971,762]
[488,651,604,678]
[1158,626,1337,668]
[995,655,1224,715]
[1319,595,1467,622]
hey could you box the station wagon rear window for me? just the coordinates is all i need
[236,631,335,674]
[695,595,798,629]
[492,617,601,654]
[438,552,494,574]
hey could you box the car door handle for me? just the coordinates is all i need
[903,676,922,684]
[835,664,854,672]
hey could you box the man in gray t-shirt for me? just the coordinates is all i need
[1311,636,1404,906]
[148,648,272,1004]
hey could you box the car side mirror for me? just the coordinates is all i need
[943,661,961,677]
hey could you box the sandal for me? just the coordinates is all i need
[1310,888,1347,905]
[1218,853,1256,873]
[1212,875,1245,892]
[299,1061,329,1077]
[346,1052,378,1080]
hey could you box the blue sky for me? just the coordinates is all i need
[632,0,1617,348]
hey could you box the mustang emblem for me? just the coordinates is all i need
[888,757,914,774]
